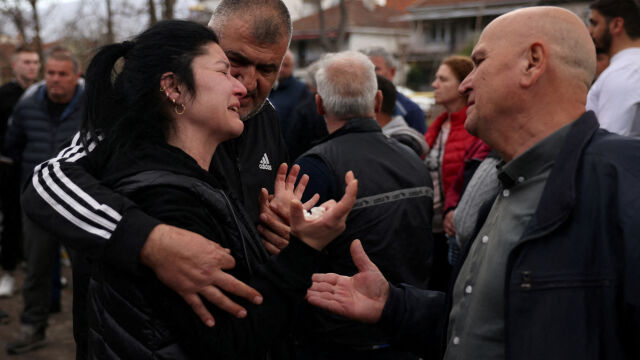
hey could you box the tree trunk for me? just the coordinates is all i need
[162,0,174,20]
[148,0,157,26]
[27,0,43,66]
[336,0,347,51]
[105,0,114,43]
[315,0,331,51]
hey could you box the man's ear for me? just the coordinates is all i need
[374,90,383,114]
[520,42,546,88]
[315,93,326,116]
[609,17,625,36]
[160,72,184,103]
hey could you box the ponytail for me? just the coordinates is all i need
[81,41,134,149]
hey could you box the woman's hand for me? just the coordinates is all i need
[290,171,358,251]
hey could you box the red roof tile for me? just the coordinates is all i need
[293,0,412,34]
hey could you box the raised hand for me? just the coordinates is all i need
[258,188,290,255]
[269,163,319,221]
[141,224,263,327]
[259,163,319,255]
[289,171,357,251]
[306,239,389,323]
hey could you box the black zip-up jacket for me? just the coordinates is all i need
[377,111,640,359]
[21,101,287,275]
[295,117,434,350]
[88,142,320,359]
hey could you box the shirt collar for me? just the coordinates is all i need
[497,121,572,188]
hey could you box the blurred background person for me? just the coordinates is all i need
[594,48,611,81]
[0,45,40,298]
[586,0,640,136]
[375,75,428,158]
[269,49,311,145]
[362,47,427,134]
[286,57,329,161]
[4,46,82,355]
[423,55,476,292]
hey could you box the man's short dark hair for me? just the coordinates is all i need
[45,46,80,73]
[11,44,37,62]
[376,75,397,116]
[591,0,640,39]
[210,0,292,45]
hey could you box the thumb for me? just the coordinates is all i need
[289,198,306,229]
[350,239,378,273]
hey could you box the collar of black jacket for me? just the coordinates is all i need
[320,117,381,143]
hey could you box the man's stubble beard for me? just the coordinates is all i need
[240,97,268,121]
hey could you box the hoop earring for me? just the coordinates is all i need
[175,103,185,115]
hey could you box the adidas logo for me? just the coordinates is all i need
[258,153,272,170]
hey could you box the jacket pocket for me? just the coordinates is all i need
[517,271,616,290]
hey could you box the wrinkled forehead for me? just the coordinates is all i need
[474,15,521,54]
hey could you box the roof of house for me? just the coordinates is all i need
[292,0,414,37]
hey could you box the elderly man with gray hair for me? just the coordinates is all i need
[362,47,426,134]
[290,50,434,359]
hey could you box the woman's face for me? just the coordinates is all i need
[183,42,247,141]
[431,64,463,107]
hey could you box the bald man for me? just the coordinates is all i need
[304,6,640,360]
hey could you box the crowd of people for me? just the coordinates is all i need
[0,0,638,359]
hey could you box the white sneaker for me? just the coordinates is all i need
[0,273,15,297]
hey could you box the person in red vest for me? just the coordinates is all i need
[424,55,476,292]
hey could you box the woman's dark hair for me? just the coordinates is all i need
[81,20,218,154]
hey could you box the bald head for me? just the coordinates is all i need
[460,7,597,161]
[316,51,378,119]
[279,50,294,81]
[491,7,596,89]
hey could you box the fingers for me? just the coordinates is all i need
[289,198,306,228]
[274,163,288,193]
[181,292,216,327]
[212,271,263,305]
[350,239,379,273]
[303,193,320,211]
[310,272,341,286]
[259,211,291,239]
[257,223,290,251]
[286,164,300,191]
[258,188,269,210]
[262,239,282,255]
[324,174,357,221]
[306,291,344,315]
[294,174,309,199]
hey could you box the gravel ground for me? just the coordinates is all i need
[0,264,76,359]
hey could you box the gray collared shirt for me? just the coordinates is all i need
[444,122,572,360]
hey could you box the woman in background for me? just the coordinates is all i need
[424,55,476,291]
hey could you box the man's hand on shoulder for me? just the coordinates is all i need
[140,224,263,327]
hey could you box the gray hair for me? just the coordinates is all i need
[302,53,333,91]
[360,46,395,69]
[208,0,292,45]
[44,46,80,73]
[315,51,378,118]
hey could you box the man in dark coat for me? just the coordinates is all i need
[5,46,83,355]
[0,45,40,299]
[306,7,640,360]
